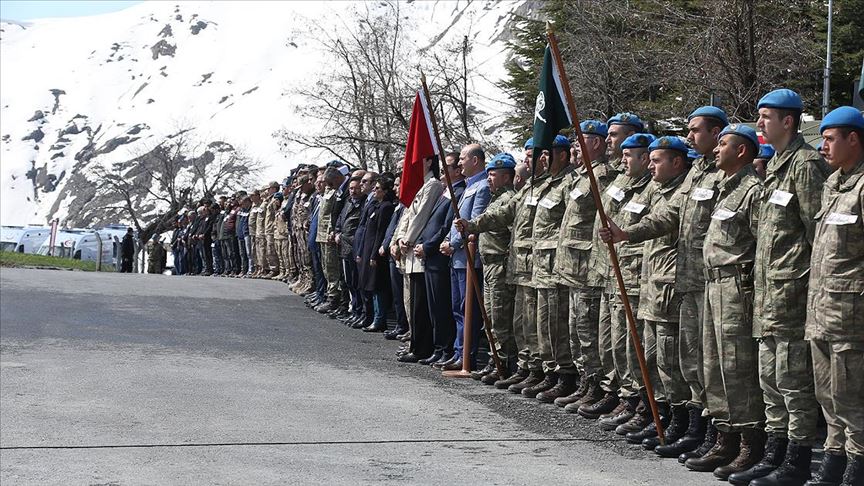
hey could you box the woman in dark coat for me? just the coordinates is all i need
[357,177,396,331]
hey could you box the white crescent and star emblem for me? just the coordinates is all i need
[534,91,547,124]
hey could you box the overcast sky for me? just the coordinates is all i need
[0,0,142,21]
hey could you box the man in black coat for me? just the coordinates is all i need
[120,228,135,273]
[334,176,365,323]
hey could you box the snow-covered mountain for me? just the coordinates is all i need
[0,0,527,227]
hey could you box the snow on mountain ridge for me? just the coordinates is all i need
[0,1,523,228]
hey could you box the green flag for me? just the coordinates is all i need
[859,57,864,100]
[531,44,572,168]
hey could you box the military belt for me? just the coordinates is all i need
[703,263,754,283]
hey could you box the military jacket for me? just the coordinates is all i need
[292,192,312,234]
[702,164,761,270]
[806,159,864,342]
[478,185,516,258]
[530,165,574,288]
[275,200,290,239]
[591,171,654,296]
[555,160,618,287]
[264,198,279,235]
[254,199,268,237]
[625,155,724,293]
[638,171,689,322]
[316,188,337,243]
[753,136,831,336]
[248,203,259,236]
[467,176,547,286]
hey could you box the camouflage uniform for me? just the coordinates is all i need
[753,135,829,444]
[146,240,166,274]
[274,198,290,278]
[316,187,342,305]
[531,165,576,375]
[701,164,764,432]
[555,159,618,379]
[590,170,653,398]
[466,177,545,372]
[291,191,314,292]
[806,158,864,458]
[624,154,725,409]
[637,171,690,404]
[254,197,268,273]
[478,184,518,365]
[265,197,281,276]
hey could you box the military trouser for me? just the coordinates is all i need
[604,292,641,398]
[254,235,267,272]
[294,230,312,288]
[514,285,541,371]
[537,285,576,375]
[759,336,819,444]
[482,260,516,363]
[286,234,299,279]
[703,275,765,432]
[656,321,690,406]
[569,286,602,377]
[680,290,706,409]
[642,320,666,402]
[265,234,279,273]
[598,291,618,393]
[810,339,864,457]
[321,243,342,306]
[275,237,289,277]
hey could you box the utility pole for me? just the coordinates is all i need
[822,0,833,117]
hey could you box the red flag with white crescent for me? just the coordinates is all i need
[398,90,438,207]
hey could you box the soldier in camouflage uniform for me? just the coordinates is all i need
[682,125,766,479]
[457,153,519,384]
[803,107,864,486]
[462,138,547,392]
[290,175,315,294]
[727,89,831,486]
[248,190,262,275]
[315,166,348,314]
[579,132,655,428]
[253,185,271,277]
[273,191,289,281]
[552,120,617,411]
[604,106,729,461]
[605,113,641,173]
[263,181,281,279]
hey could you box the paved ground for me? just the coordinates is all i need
[0,268,720,485]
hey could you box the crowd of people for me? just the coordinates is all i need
[159,91,863,486]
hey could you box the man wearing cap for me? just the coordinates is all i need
[290,175,315,294]
[466,153,518,383]
[733,89,831,485]
[457,138,547,392]
[263,182,282,279]
[579,133,655,428]
[551,120,617,410]
[315,166,348,314]
[801,106,864,486]
[606,113,645,173]
[272,191,289,280]
[517,134,579,401]
[601,106,729,461]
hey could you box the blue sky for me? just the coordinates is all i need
[0,0,142,21]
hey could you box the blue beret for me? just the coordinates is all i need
[273,192,284,200]
[607,112,644,132]
[757,88,803,111]
[687,106,728,126]
[758,144,775,159]
[523,137,534,149]
[552,134,571,148]
[486,153,517,172]
[687,148,700,161]
[621,133,657,149]
[820,106,864,133]
[580,120,608,138]
[719,123,760,152]
[648,136,688,154]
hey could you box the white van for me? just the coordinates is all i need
[0,225,51,253]
[37,229,113,263]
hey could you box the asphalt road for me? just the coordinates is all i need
[0,268,720,485]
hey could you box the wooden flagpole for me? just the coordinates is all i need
[546,23,665,444]
[420,73,505,378]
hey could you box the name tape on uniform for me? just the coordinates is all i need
[691,187,714,201]
[538,197,558,209]
[825,212,858,225]
[623,201,646,214]
[570,188,584,200]
[526,196,539,206]
[606,185,626,202]
[768,189,794,207]
[711,208,736,221]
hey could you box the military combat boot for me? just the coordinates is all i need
[841,453,863,486]
[564,379,604,413]
[536,373,579,403]
[685,430,741,472]
[599,396,639,431]
[804,452,846,486]
[643,403,689,450]
[728,434,789,485]
[578,392,620,419]
[471,360,495,380]
[554,373,590,407]
[508,370,544,394]
[680,419,717,463]
[616,401,651,435]
[751,441,812,486]
[714,428,767,480]
[482,366,512,386]
[656,406,707,458]
[522,371,558,398]
[495,368,529,389]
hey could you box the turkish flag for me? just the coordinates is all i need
[398,90,438,207]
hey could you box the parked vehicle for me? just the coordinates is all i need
[0,225,51,253]
[36,229,113,263]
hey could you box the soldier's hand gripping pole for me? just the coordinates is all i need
[546,23,665,444]
[420,73,505,377]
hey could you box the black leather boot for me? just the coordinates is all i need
[750,441,811,486]
[643,403,688,450]
[522,371,558,398]
[841,453,863,486]
[536,373,579,403]
[728,434,789,485]
[679,419,717,463]
[656,406,706,458]
[804,452,846,486]
[714,428,767,480]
